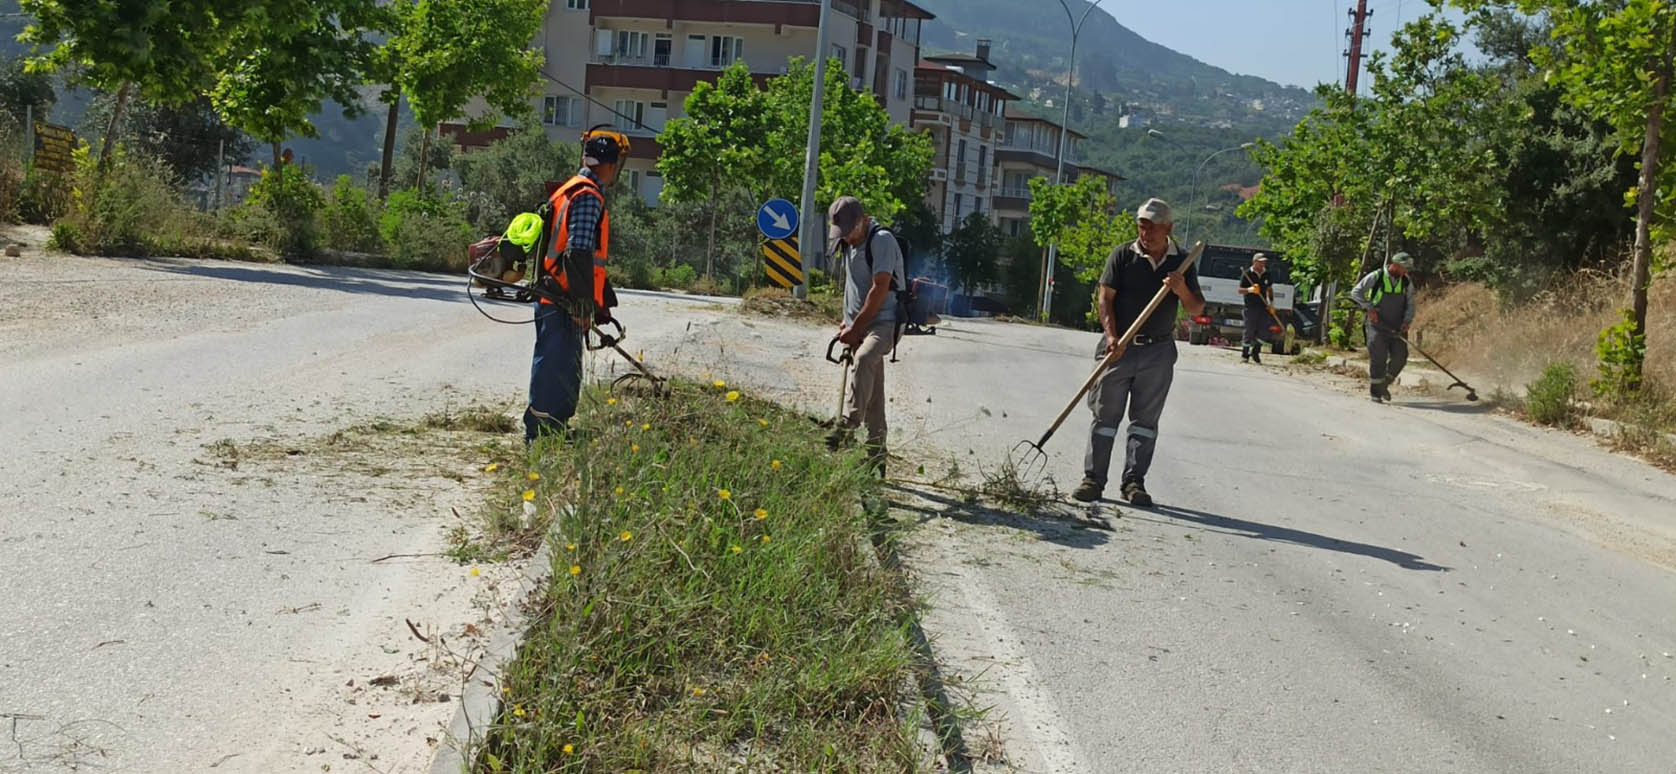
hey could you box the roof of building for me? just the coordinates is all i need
[916,60,1020,100]
[881,0,935,20]
[1076,161,1124,181]
[1004,113,1087,141]
[923,52,994,72]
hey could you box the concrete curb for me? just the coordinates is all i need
[1585,416,1676,447]
[428,537,555,774]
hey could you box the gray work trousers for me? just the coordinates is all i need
[1365,324,1409,388]
[1083,339,1177,488]
[842,321,895,450]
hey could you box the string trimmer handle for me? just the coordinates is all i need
[587,318,626,351]
[825,336,853,365]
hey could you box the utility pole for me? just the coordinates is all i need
[215,138,225,210]
[793,0,833,300]
[1041,0,1107,322]
[1345,0,1372,95]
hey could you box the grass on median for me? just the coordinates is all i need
[474,379,924,772]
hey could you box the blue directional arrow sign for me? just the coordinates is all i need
[756,198,799,241]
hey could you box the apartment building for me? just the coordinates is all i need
[993,114,1122,239]
[909,40,1015,234]
[444,0,933,204]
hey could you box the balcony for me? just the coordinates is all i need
[587,61,771,95]
[995,141,1073,171]
[591,0,821,27]
[912,95,975,122]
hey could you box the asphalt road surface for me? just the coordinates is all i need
[3,248,1673,773]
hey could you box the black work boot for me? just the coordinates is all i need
[1072,477,1103,503]
[1370,384,1384,403]
[1120,480,1153,507]
[1240,346,1250,363]
[1251,349,1262,364]
[1378,384,1393,402]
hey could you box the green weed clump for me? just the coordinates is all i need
[1524,360,1580,427]
[476,381,921,772]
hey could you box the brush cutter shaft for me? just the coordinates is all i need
[828,336,853,425]
[1031,241,1206,450]
[1372,323,1477,397]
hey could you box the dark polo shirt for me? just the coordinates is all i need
[1098,239,1203,342]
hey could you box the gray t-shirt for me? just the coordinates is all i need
[841,225,903,327]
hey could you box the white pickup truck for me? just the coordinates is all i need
[1184,244,1302,354]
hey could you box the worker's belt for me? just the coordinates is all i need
[1129,334,1161,347]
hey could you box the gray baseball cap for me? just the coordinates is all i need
[1388,252,1412,268]
[1135,197,1173,225]
[828,196,865,243]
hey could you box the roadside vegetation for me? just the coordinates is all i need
[469,381,924,771]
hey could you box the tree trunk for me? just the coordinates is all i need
[414,125,432,193]
[378,93,400,199]
[271,141,282,170]
[95,80,133,182]
[706,175,718,279]
[1629,34,1673,342]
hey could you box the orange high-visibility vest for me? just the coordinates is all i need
[540,174,610,307]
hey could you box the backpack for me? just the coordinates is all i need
[861,224,916,361]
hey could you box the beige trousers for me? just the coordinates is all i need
[843,322,894,449]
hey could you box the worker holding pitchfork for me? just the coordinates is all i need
[1073,198,1206,507]
[1239,253,1276,364]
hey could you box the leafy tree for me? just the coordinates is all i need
[656,62,770,277]
[0,55,55,121]
[375,0,546,195]
[1000,231,1044,318]
[80,94,254,183]
[453,124,579,234]
[1452,0,1676,376]
[18,0,236,177]
[943,212,1002,296]
[1027,174,1134,283]
[209,0,381,167]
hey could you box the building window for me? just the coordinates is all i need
[956,139,966,166]
[953,194,963,220]
[654,34,672,66]
[622,169,641,193]
[711,35,744,67]
[614,30,648,61]
[613,99,645,131]
[943,81,955,101]
[894,68,908,99]
[831,43,847,69]
[543,96,578,127]
[566,0,587,8]
[974,197,983,214]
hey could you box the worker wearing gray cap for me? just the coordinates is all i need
[1350,252,1416,403]
[826,195,906,474]
[1238,253,1275,364]
[1074,197,1205,506]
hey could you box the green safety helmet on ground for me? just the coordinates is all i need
[504,212,543,252]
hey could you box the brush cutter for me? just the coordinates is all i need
[1010,241,1207,481]
[586,318,669,396]
[825,336,854,429]
[1371,323,1478,401]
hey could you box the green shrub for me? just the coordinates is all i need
[1592,308,1645,401]
[656,263,697,289]
[244,166,325,257]
[1328,323,1351,349]
[321,175,383,253]
[51,150,187,256]
[379,188,472,272]
[607,254,656,290]
[47,220,82,252]
[1525,360,1580,427]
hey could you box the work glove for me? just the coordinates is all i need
[595,280,618,325]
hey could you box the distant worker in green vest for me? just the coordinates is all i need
[1350,253,1416,403]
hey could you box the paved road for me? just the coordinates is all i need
[4,249,1674,773]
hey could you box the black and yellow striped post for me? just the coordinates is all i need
[762,236,804,289]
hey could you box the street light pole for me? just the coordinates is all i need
[793,0,833,301]
[1040,0,1106,322]
[1186,142,1255,241]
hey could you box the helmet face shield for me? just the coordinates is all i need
[582,124,632,165]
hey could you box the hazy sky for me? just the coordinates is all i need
[1092,0,1469,90]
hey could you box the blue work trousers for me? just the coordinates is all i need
[525,308,584,442]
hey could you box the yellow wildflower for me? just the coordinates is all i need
[483,462,499,473]
[566,543,577,551]
[615,487,625,495]
[569,565,581,576]
[718,489,731,501]
[754,508,768,520]
[522,490,535,502]
[713,379,726,388]
[470,567,481,577]
[725,390,740,402]
[641,423,650,431]
[513,704,526,718]
[563,744,575,755]
[730,545,742,554]
[760,535,770,544]
[691,686,706,697]
[619,530,633,542]
[758,419,769,427]
[606,397,617,406]
[527,471,540,481]
[631,444,640,453]
[770,459,782,470]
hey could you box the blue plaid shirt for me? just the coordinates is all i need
[563,167,604,252]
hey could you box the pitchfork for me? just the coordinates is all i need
[1010,240,1207,482]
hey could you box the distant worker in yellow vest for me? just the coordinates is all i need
[525,125,629,442]
[1350,253,1416,403]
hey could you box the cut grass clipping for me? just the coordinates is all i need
[477,380,923,772]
